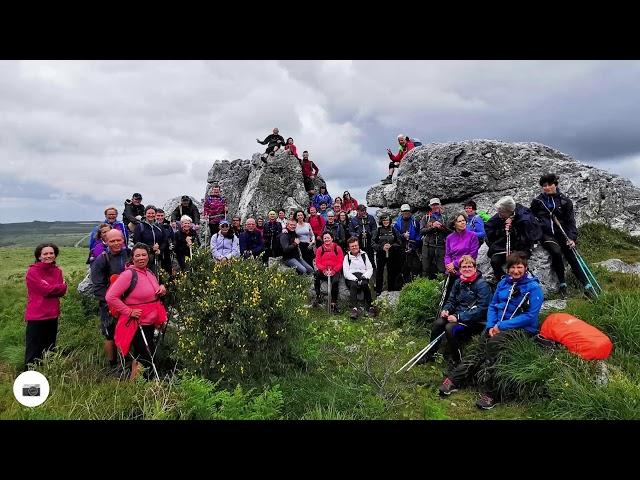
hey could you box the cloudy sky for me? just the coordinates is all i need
[1,60,639,223]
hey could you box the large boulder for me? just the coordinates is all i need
[204,151,327,221]
[366,140,640,235]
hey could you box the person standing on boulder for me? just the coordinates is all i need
[257,127,286,163]
[485,196,542,283]
[203,185,228,237]
[381,134,415,184]
[530,173,594,297]
[300,150,319,198]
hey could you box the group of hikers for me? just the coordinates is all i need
[21,128,599,409]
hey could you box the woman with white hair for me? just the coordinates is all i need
[484,196,542,282]
[174,215,200,270]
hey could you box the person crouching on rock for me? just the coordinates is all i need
[314,232,344,313]
[381,134,415,184]
[257,127,285,163]
[343,237,375,320]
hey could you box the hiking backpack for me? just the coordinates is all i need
[106,269,139,319]
[540,313,613,360]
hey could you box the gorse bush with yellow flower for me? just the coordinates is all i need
[167,248,310,384]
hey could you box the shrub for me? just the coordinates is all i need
[168,248,309,384]
[394,277,441,326]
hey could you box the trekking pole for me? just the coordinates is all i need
[434,274,451,322]
[552,217,602,296]
[139,325,160,381]
[327,270,332,314]
[506,227,511,257]
[497,292,530,330]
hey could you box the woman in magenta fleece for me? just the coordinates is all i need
[443,212,480,301]
[106,243,167,380]
[24,243,68,368]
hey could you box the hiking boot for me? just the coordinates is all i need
[367,306,377,317]
[261,155,267,164]
[438,377,458,396]
[350,307,359,320]
[558,283,567,298]
[380,175,392,184]
[476,393,498,410]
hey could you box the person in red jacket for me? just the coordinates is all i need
[285,137,300,160]
[24,243,68,368]
[313,231,344,313]
[300,151,320,197]
[308,204,326,247]
[381,134,415,184]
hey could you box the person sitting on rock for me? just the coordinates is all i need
[420,198,451,280]
[284,137,300,161]
[263,210,282,263]
[464,200,486,244]
[174,215,200,270]
[530,173,594,298]
[210,220,240,262]
[203,185,227,237]
[171,195,200,227]
[280,219,314,275]
[239,218,265,259]
[300,150,319,197]
[422,255,491,367]
[314,231,344,313]
[485,196,542,283]
[308,204,326,248]
[312,185,332,211]
[438,252,543,410]
[323,210,346,253]
[381,134,415,184]
[349,204,378,270]
[372,214,402,295]
[342,191,359,214]
[123,192,145,235]
[257,127,286,163]
[395,204,422,284]
[343,237,375,320]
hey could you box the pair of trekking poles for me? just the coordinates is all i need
[396,273,531,374]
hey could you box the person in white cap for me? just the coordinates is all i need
[393,204,421,284]
[420,198,451,279]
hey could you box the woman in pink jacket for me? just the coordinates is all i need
[24,243,68,368]
[106,243,167,380]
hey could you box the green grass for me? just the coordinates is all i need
[1,222,640,419]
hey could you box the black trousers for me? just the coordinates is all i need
[540,234,588,285]
[401,250,422,285]
[447,329,533,398]
[429,318,485,364]
[130,324,156,370]
[314,271,340,303]
[375,251,400,294]
[422,245,445,279]
[25,318,58,368]
[300,242,315,267]
[345,278,372,309]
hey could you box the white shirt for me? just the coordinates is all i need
[343,251,373,281]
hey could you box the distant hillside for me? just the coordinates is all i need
[0,221,100,248]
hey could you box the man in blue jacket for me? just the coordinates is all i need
[438,252,544,410]
[394,204,421,284]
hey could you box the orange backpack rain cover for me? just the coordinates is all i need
[540,313,613,360]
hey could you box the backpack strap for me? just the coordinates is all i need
[121,269,138,301]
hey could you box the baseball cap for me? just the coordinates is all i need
[357,204,367,211]
[181,195,190,202]
[429,198,441,206]
[219,220,230,226]
[400,204,411,212]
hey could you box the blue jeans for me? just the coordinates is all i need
[284,257,313,274]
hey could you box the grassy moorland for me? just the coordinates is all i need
[0,224,639,420]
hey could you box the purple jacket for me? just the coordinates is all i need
[445,229,479,269]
